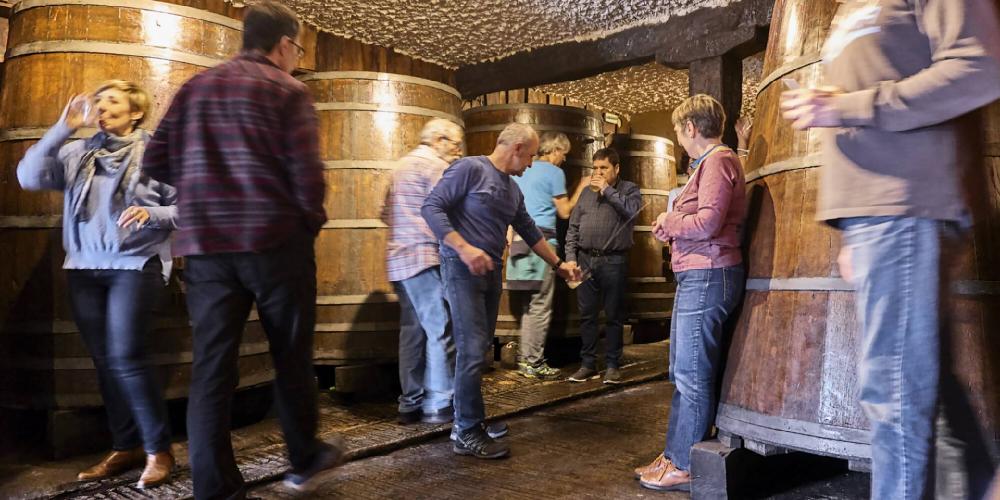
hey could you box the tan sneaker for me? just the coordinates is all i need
[634,453,670,479]
[77,447,145,481]
[136,451,175,489]
[639,460,691,492]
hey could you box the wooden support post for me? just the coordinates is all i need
[690,439,763,499]
[686,54,744,150]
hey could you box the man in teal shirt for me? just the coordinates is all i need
[508,132,585,379]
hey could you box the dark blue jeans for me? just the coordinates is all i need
[440,255,501,434]
[664,264,744,471]
[66,258,171,454]
[184,234,323,500]
[576,253,628,369]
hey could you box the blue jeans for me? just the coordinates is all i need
[664,264,744,471]
[576,253,629,369]
[66,258,171,454]
[843,216,993,500]
[441,256,501,434]
[393,266,455,413]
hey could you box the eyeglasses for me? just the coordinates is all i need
[287,37,305,58]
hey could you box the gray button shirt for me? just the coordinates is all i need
[565,179,642,263]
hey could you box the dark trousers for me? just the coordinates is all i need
[67,258,171,454]
[184,235,321,500]
[576,253,628,369]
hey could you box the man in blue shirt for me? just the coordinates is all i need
[507,132,586,380]
[422,123,580,459]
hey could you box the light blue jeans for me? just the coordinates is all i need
[664,265,744,471]
[393,266,455,413]
[842,216,993,500]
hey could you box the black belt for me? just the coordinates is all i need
[580,248,626,257]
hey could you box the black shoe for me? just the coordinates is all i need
[603,367,624,385]
[398,408,422,425]
[567,366,599,382]
[421,406,454,424]
[283,437,346,493]
[485,422,508,439]
[452,428,509,459]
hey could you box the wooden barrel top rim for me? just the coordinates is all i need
[299,71,461,98]
[463,103,602,118]
[314,102,462,125]
[745,153,824,183]
[13,0,244,31]
[746,277,1000,296]
[626,134,674,144]
[755,54,824,98]
[465,124,602,138]
[8,40,228,68]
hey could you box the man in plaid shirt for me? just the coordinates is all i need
[380,119,463,426]
[143,2,340,496]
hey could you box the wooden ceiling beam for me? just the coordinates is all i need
[455,0,772,99]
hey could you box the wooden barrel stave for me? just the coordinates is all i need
[305,71,461,363]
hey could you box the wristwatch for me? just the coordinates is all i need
[552,259,563,270]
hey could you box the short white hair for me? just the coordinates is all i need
[420,118,463,145]
[537,131,570,156]
[496,123,538,146]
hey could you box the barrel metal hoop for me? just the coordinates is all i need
[323,160,398,171]
[633,225,653,233]
[745,153,824,183]
[315,294,399,305]
[755,54,824,98]
[628,277,669,283]
[299,71,461,98]
[314,102,463,125]
[462,103,601,119]
[624,134,673,144]
[621,150,676,160]
[13,0,244,30]
[0,215,63,228]
[0,127,97,142]
[716,403,871,460]
[640,189,672,196]
[628,293,675,299]
[746,277,1000,296]
[986,142,1000,158]
[321,219,388,229]
[8,40,228,68]
[464,124,602,138]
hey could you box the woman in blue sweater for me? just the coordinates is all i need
[17,81,177,489]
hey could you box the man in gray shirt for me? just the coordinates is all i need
[565,148,642,384]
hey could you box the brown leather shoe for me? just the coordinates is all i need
[136,451,175,489]
[639,461,691,492]
[634,453,670,479]
[77,448,145,481]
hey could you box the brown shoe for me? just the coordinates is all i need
[136,451,175,489]
[77,448,145,481]
[640,461,691,492]
[634,453,670,479]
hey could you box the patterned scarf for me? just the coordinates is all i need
[68,129,146,222]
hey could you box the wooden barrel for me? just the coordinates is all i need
[301,71,463,363]
[462,102,604,339]
[611,134,676,324]
[0,0,276,429]
[717,0,1000,465]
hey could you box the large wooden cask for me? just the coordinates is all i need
[301,70,463,364]
[716,0,1000,466]
[611,134,676,325]
[0,0,276,453]
[463,97,605,340]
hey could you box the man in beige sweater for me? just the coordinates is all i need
[781,1,1000,498]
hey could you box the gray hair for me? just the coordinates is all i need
[496,123,538,146]
[537,131,570,156]
[420,118,463,145]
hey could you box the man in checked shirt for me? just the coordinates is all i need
[381,119,464,427]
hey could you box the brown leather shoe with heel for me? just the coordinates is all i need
[136,451,175,489]
[77,448,145,481]
[634,453,670,479]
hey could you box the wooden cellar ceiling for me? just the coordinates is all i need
[232,0,736,68]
